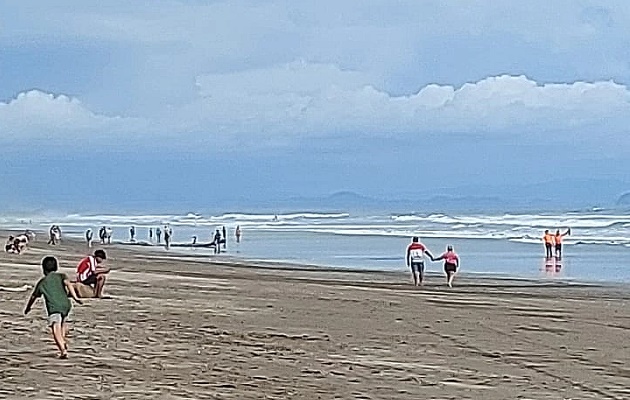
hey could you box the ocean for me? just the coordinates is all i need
[3,209,630,283]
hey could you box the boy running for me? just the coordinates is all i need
[24,256,83,359]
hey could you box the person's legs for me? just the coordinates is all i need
[48,314,67,357]
[410,264,418,286]
[94,274,107,298]
[556,244,562,258]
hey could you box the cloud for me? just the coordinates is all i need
[185,63,630,141]
[0,90,142,141]
[2,69,630,150]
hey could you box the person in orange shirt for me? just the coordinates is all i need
[554,228,571,259]
[543,230,554,258]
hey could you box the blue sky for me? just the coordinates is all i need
[2,1,630,211]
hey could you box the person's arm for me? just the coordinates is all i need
[565,228,571,236]
[64,279,83,305]
[24,295,37,315]
[95,266,110,274]
[433,254,444,262]
[405,246,411,266]
[424,250,434,261]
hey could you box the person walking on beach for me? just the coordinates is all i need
[433,245,460,288]
[543,230,554,258]
[85,229,93,248]
[222,226,227,249]
[405,237,434,286]
[76,249,110,298]
[156,227,162,244]
[48,225,61,245]
[99,226,106,244]
[129,226,136,241]
[554,228,571,258]
[213,229,222,254]
[149,228,153,242]
[24,256,83,359]
[235,226,241,243]
[164,225,171,249]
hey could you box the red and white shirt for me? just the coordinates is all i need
[76,256,97,282]
[407,242,427,263]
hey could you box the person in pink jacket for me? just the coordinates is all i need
[433,245,460,287]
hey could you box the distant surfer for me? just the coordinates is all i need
[433,245,460,288]
[405,237,434,286]
[129,226,136,242]
[235,225,241,243]
[543,230,554,258]
[554,228,571,259]
[149,228,153,241]
[192,235,197,245]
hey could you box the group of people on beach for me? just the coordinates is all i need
[4,231,35,254]
[405,237,460,287]
[542,228,571,259]
[23,249,111,359]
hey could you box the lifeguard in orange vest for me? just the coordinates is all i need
[554,228,571,258]
[543,230,554,258]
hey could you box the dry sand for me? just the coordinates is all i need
[1,231,629,399]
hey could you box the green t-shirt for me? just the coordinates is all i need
[32,272,71,316]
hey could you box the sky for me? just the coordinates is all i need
[2,1,630,212]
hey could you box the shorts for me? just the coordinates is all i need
[47,313,67,327]
[555,244,562,251]
[410,261,425,274]
[81,274,97,287]
[444,263,457,274]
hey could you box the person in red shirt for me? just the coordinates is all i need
[405,237,434,286]
[76,249,110,298]
[433,245,460,287]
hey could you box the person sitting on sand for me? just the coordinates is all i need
[76,249,110,298]
[24,256,83,359]
[405,236,434,286]
[433,245,460,288]
[554,228,571,259]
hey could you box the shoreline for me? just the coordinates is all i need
[1,228,629,398]
[3,227,628,289]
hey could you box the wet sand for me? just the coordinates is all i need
[1,231,629,399]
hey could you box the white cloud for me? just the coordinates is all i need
[0,90,142,140]
[183,63,630,140]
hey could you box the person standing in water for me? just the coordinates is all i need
[543,230,554,258]
[405,237,434,286]
[433,245,460,288]
[235,226,241,243]
[213,229,222,254]
[554,228,571,259]
[163,226,171,249]
[149,228,153,242]
[222,226,227,249]
[129,226,136,241]
[156,227,162,244]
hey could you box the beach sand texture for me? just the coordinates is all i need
[1,233,629,399]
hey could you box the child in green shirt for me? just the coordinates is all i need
[24,256,83,359]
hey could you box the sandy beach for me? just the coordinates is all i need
[1,231,629,399]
